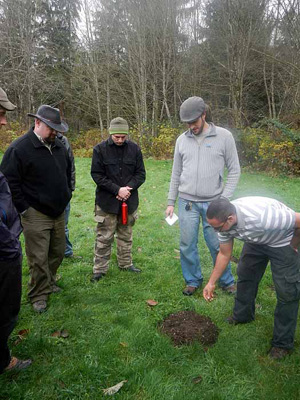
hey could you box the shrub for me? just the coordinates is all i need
[236,120,300,175]
[0,122,25,152]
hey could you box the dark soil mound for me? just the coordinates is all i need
[159,310,219,347]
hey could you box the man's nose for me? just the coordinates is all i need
[0,117,7,126]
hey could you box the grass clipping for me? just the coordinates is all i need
[159,310,219,347]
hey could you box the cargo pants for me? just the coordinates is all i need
[93,205,138,274]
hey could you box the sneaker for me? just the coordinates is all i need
[32,300,47,313]
[268,347,292,360]
[120,265,141,273]
[4,357,32,372]
[52,285,62,293]
[90,273,105,282]
[221,284,237,295]
[182,286,198,296]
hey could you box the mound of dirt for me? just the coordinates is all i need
[159,310,219,347]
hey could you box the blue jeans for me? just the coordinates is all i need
[64,202,73,257]
[178,198,234,288]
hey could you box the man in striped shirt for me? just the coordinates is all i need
[203,197,300,359]
[166,96,240,296]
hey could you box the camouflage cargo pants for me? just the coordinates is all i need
[93,205,138,274]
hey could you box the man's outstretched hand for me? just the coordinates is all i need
[203,282,215,302]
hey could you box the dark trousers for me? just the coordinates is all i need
[0,256,22,373]
[234,243,300,349]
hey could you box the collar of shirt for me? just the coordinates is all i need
[33,130,52,150]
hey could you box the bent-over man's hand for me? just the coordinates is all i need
[165,205,174,218]
[203,282,216,302]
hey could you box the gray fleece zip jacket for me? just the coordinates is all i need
[168,123,240,205]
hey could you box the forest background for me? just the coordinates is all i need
[0,0,300,175]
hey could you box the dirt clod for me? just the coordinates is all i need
[159,310,219,347]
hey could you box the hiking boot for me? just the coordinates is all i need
[90,272,105,282]
[32,300,47,313]
[52,285,62,293]
[120,265,141,273]
[182,286,198,296]
[268,347,292,360]
[4,357,32,372]
[221,284,237,295]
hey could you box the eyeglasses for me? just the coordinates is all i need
[213,219,228,232]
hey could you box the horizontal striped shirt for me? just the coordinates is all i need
[218,197,296,248]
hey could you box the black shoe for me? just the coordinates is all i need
[90,273,105,282]
[268,347,292,360]
[120,265,141,273]
[225,316,240,325]
[65,254,83,259]
[225,315,252,325]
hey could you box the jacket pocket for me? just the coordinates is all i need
[103,159,118,176]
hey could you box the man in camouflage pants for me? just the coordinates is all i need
[90,117,146,281]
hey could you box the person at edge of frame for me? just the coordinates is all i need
[203,196,300,360]
[0,87,32,373]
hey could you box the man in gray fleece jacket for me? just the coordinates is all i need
[166,96,240,296]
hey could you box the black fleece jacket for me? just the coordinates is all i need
[0,128,72,218]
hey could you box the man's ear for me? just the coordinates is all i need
[227,215,235,223]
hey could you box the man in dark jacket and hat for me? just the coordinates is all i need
[91,117,146,281]
[0,105,72,313]
[0,87,31,372]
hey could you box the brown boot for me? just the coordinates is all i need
[182,286,198,296]
[4,357,32,372]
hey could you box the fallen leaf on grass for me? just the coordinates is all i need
[174,249,180,253]
[174,256,180,259]
[51,329,69,338]
[55,274,62,282]
[146,299,158,307]
[119,342,128,347]
[14,329,30,346]
[192,375,203,384]
[103,380,127,395]
[138,247,142,253]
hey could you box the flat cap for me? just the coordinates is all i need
[180,96,205,123]
[0,87,16,111]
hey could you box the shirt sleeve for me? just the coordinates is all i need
[222,133,241,199]
[167,139,182,206]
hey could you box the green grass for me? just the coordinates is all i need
[1,159,300,400]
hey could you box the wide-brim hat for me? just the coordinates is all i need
[0,87,16,111]
[180,96,206,123]
[28,105,68,133]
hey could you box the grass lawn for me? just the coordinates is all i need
[1,158,300,400]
